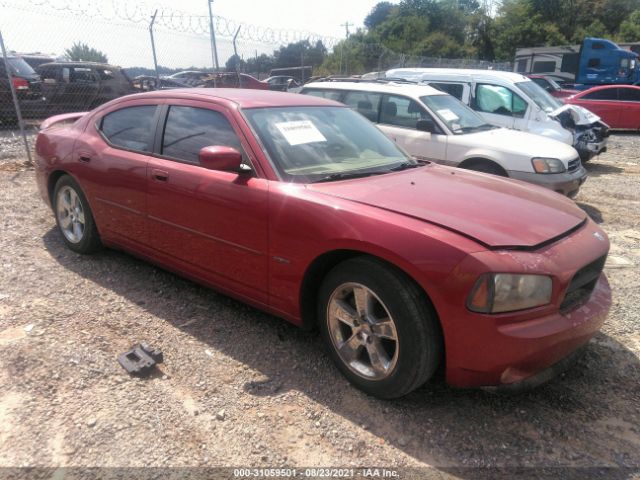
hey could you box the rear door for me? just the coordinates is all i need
[617,88,640,129]
[78,101,160,246]
[376,93,447,163]
[576,88,620,127]
[146,102,269,303]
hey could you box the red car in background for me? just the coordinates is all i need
[564,85,640,129]
[34,89,610,398]
[528,75,579,99]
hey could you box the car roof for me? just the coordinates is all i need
[303,81,445,97]
[584,84,640,90]
[117,88,343,108]
[38,62,119,68]
[386,68,529,83]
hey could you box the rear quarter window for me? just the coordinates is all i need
[301,88,344,101]
[99,105,157,152]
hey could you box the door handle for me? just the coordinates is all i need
[151,169,169,181]
[78,154,91,162]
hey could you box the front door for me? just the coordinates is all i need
[472,83,528,130]
[377,93,448,163]
[146,103,269,303]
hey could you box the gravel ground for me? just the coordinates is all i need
[0,133,639,478]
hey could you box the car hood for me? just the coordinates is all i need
[307,165,586,249]
[549,104,601,125]
[462,128,578,161]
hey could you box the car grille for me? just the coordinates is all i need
[560,255,607,314]
[567,157,581,173]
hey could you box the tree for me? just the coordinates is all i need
[618,9,640,41]
[492,1,568,60]
[572,19,609,43]
[245,53,274,75]
[225,54,245,72]
[364,2,396,29]
[64,42,108,63]
[272,40,327,68]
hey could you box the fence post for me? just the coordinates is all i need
[0,29,32,165]
[149,10,160,86]
[232,26,241,87]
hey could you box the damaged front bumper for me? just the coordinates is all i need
[550,105,610,161]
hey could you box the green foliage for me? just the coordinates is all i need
[225,54,244,72]
[243,0,640,76]
[364,2,396,29]
[618,9,640,41]
[64,42,108,63]
[491,1,569,60]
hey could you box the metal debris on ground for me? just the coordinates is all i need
[117,343,164,377]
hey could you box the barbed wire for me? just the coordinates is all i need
[0,0,342,47]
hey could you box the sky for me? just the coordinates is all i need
[1,0,390,69]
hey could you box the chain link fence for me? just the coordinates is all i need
[0,0,512,161]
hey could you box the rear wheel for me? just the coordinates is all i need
[53,175,102,254]
[318,257,442,399]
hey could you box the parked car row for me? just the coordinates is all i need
[384,69,610,162]
[300,81,587,197]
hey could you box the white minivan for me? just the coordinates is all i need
[300,81,587,197]
[384,68,609,162]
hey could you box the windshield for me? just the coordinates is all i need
[8,58,36,77]
[516,80,562,113]
[420,94,495,134]
[243,106,412,183]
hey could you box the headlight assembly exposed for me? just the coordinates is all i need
[531,157,566,174]
[467,274,553,313]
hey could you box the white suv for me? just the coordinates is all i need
[300,81,587,197]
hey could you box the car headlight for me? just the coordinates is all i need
[531,157,566,174]
[467,274,553,313]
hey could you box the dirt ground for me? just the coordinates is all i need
[0,131,639,478]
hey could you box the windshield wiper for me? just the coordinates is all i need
[312,171,387,183]
[388,161,424,172]
[455,124,497,134]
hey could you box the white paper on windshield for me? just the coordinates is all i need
[275,120,326,146]
[437,109,459,122]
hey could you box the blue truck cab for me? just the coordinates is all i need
[577,37,640,86]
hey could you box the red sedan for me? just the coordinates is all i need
[35,89,611,398]
[564,85,640,129]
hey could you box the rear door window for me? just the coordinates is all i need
[161,106,243,164]
[301,88,344,101]
[618,88,640,101]
[475,84,527,117]
[342,91,382,122]
[583,88,618,100]
[100,105,157,152]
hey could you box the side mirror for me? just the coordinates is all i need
[416,119,436,133]
[198,146,244,173]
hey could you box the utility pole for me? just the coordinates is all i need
[340,21,353,38]
[340,21,353,76]
[207,0,219,71]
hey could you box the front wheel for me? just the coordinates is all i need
[318,257,442,399]
[53,175,102,254]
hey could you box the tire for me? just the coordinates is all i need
[53,175,102,254]
[464,161,507,177]
[317,256,442,399]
